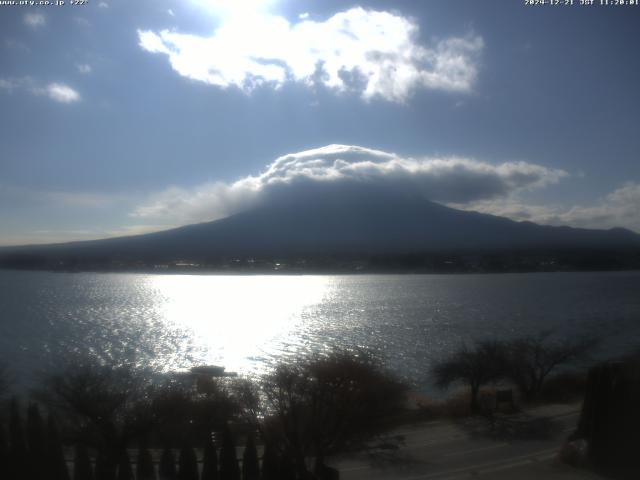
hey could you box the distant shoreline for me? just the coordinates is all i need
[2,265,640,276]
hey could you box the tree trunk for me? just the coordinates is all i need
[470,385,480,414]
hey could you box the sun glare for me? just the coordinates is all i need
[148,274,331,373]
[191,0,278,17]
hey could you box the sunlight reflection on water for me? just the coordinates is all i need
[148,274,332,374]
[1,270,640,392]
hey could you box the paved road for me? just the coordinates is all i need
[333,403,602,480]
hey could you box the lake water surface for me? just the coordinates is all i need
[1,269,639,392]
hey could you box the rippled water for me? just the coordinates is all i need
[1,269,640,392]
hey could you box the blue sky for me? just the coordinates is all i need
[1,0,639,245]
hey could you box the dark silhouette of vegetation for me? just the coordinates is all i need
[260,442,279,480]
[178,446,198,480]
[278,451,296,480]
[249,349,407,478]
[201,440,218,480]
[148,378,240,449]
[431,341,504,414]
[573,355,640,479]
[33,354,241,480]
[95,448,117,480]
[219,426,240,480]
[146,384,194,447]
[74,444,95,480]
[538,371,587,403]
[432,333,599,412]
[116,449,134,480]
[36,359,151,456]
[0,426,8,478]
[9,398,28,480]
[502,332,597,401]
[241,435,259,480]
[27,403,47,479]
[47,414,71,480]
[136,442,156,480]
[0,339,599,479]
[159,447,178,480]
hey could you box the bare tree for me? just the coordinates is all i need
[253,349,407,478]
[430,341,504,414]
[431,333,598,410]
[34,358,152,451]
[504,331,597,402]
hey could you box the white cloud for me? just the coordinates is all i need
[168,8,175,17]
[0,76,34,94]
[98,2,109,8]
[137,7,483,103]
[132,144,565,224]
[454,182,640,233]
[190,0,276,16]
[131,183,259,225]
[43,83,81,103]
[24,12,46,28]
[0,77,81,103]
[77,63,92,74]
[74,17,91,28]
[0,78,19,91]
[4,39,31,52]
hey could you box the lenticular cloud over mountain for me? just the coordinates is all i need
[132,145,567,224]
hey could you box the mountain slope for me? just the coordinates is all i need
[1,193,639,268]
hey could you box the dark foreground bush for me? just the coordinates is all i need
[116,450,134,480]
[219,426,240,480]
[241,435,259,480]
[260,442,279,480]
[74,444,95,480]
[539,371,587,403]
[0,349,409,480]
[159,448,177,480]
[253,348,408,478]
[137,443,156,480]
[201,441,218,480]
[573,358,640,479]
[179,446,198,480]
